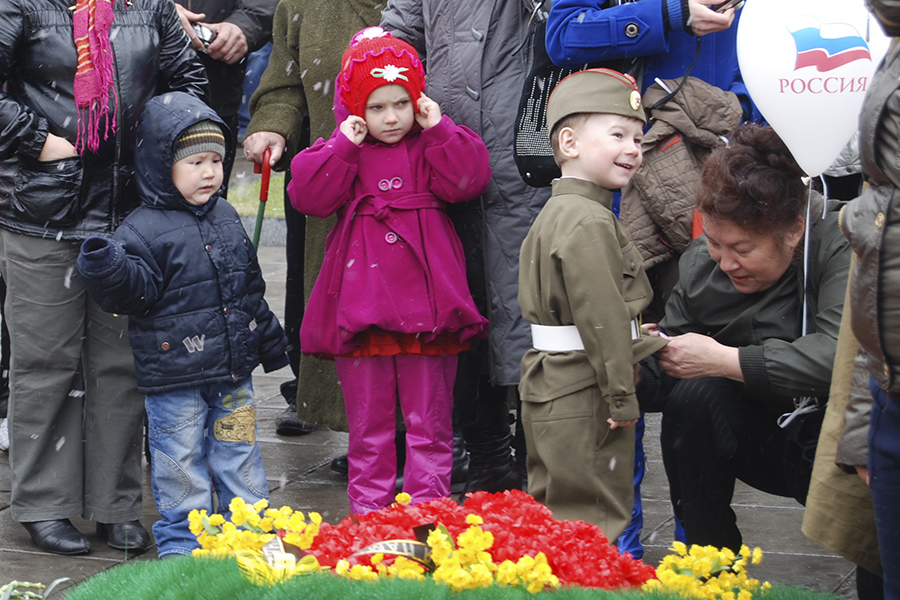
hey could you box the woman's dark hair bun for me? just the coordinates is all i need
[698,124,807,235]
[730,124,805,178]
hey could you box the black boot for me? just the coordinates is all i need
[276,379,315,436]
[450,429,470,493]
[461,400,524,496]
[395,428,469,494]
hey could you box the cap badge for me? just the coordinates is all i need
[630,90,642,111]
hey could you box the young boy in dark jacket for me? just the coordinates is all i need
[77,91,288,558]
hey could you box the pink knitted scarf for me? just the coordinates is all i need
[73,0,117,153]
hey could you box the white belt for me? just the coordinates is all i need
[531,321,642,352]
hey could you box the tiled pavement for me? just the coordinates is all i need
[0,241,861,597]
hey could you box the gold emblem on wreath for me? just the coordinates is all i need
[214,405,257,444]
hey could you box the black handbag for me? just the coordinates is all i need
[513,3,641,188]
[513,17,580,188]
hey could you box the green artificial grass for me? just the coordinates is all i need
[60,557,841,600]
[226,171,286,219]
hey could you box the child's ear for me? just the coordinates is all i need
[558,127,579,160]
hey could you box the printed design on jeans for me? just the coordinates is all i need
[222,387,253,409]
[214,405,256,444]
[182,334,206,353]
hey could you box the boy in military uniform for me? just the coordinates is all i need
[518,69,666,542]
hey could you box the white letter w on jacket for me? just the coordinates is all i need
[182,335,206,353]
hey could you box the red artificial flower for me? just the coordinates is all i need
[304,490,655,589]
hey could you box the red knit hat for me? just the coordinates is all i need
[338,27,426,117]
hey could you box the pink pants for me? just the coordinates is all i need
[335,354,456,514]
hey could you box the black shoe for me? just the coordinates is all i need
[275,401,316,436]
[330,454,349,476]
[22,519,90,555]
[97,520,151,553]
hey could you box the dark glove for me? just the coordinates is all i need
[80,236,113,261]
[77,237,118,274]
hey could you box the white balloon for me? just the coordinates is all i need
[737,0,889,176]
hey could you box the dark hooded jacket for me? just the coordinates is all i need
[76,91,288,394]
[0,0,207,241]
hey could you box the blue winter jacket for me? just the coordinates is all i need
[76,92,288,394]
[546,0,758,121]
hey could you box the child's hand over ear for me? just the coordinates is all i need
[340,115,368,145]
[416,93,442,129]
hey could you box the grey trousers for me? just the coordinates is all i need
[0,229,144,523]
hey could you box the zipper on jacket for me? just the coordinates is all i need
[111,27,123,230]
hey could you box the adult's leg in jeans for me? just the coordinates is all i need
[661,377,791,551]
[618,415,645,557]
[868,382,900,600]
[82,300,144,522]
[0,232,85,521]
[397,354,455,504]
[335,356,398,513]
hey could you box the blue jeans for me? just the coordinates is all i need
[869,378,900,600]
[146,379,269,557]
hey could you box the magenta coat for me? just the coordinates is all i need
[289,115,491,356]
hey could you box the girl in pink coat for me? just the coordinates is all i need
[289,27,490,513]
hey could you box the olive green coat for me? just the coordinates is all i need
[246,0,383,430]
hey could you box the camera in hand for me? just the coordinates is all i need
[192,24,217,50]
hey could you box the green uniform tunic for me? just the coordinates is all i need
[518,177,664,541]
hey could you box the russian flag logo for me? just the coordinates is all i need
[789,20,872,72]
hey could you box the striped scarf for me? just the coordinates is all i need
[73,0,117,153]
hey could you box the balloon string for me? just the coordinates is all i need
[802,181,812,337]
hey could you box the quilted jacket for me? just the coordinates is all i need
[76,92,288,393]
[620,77,742,269]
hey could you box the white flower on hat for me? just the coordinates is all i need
[371,64,409,82]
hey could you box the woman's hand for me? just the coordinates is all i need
[339,115,368,145]
[415,93,442,129]
[243,131,286,166]
[656,332,743,381]
[39,133,78,161]
[687,0,736,36]
[608,418,639,430]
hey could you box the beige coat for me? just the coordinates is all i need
[802,254,881,576]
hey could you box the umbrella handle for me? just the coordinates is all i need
[251,149,272,248]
